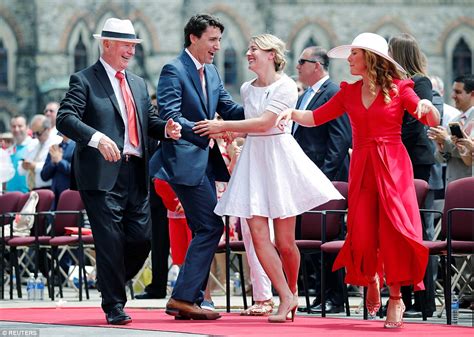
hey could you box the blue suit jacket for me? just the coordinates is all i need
[150,50,244,186]
[40,139,76,208]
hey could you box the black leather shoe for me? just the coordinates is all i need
[135,291,166,299]
[298,298,320,313]
[303,300,344,314]
[403,308,422,318]
[106,305,132,325]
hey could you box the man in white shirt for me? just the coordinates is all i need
[18,114,61,190]
[428,74,474,184]
[43,102,60,135]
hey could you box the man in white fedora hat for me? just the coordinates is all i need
[57,17,182,325]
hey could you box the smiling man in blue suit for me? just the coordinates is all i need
[150,13,244,320]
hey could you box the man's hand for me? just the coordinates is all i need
[21,160,36,171]
[427,126,450,144]
[193,119,224,136]
[49,144,63,164]
[165,119,182,140]
[98,135,121,162]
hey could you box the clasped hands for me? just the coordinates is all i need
[193,119,235,143]
[98,118,182,162]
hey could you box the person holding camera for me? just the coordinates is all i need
[428,74,473,184]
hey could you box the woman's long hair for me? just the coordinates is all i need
[388,33,426,77]
[364,50,405,104]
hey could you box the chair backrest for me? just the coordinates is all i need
[413,179,429,208]
[16,189,55,235]
[442,176,474,241]
[300,181,349,241]
[54,189,85,236]
[0,192,23,225]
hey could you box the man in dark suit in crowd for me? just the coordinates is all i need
[57,18,181,325]
[149,14,244,320]
[293,46,352,314]
[40,133,75,209]
[135,93,170,300]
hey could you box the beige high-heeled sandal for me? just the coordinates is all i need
[384,295,405,329]
[366,275,381,318]
[268,295,298,323]
[240,299,274,316]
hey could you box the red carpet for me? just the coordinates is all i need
[0,307,471,336]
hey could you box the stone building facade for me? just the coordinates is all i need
[0,0,472,131]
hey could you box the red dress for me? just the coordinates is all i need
[313,79,428,289]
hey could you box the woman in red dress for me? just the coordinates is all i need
[277,33,440,328]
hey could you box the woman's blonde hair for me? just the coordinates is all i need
[364,50,405,104]
[250,34,287,72]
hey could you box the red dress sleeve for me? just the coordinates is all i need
[398,79,429,125]
[312,82,347,126]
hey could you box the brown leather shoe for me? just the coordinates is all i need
[165,298,221,320]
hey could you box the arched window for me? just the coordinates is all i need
[452,38,472,78]
[0,39,7,89]
[74,35,88,72]
[224,47,237,86]
[134,41,146,78]
[304,37,318,49]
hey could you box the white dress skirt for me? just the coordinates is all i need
[214,75,343,219]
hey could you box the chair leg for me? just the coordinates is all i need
[80,243,90,300]
[300,253,311,314]
[238,254,247,309]
[50,247,55,301]
[128,280,134,299]
[40,248,52,300]
[341,269,350,316]
[420,290,427,321]
[321,252,326,318]
[363,286,368,320]
[225,216,231,313]
[1,239,5,300]
[9,247,14,300]
[78,246,83,301]
[12,247,22,298]
[54,247,63,299]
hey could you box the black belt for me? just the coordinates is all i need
[122,154,142,162]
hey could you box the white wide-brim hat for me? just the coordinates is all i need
[328,32,406,74]
[93,18,142,44]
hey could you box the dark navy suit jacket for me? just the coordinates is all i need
[150,50,244,185]
[293,79,351,181]
[40,139,76,208]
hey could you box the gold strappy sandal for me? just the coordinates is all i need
[240,299,274,316]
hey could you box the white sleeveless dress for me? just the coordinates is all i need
[214,74,343,219]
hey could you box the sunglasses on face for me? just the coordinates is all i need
[298,59,318,65]
[32,129,46,138]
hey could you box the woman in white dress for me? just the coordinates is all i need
[193,34,343,323]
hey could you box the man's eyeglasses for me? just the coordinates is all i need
[32,129,46,138]
[298,59,318,65]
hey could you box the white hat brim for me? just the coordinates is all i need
[93,34,142,44]
[328,44,407,74]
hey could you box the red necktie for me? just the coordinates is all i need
[198,67,207,100]
[115,71,139,147]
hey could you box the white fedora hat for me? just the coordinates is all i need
[93,18,142,44]
[328,32,406,74]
